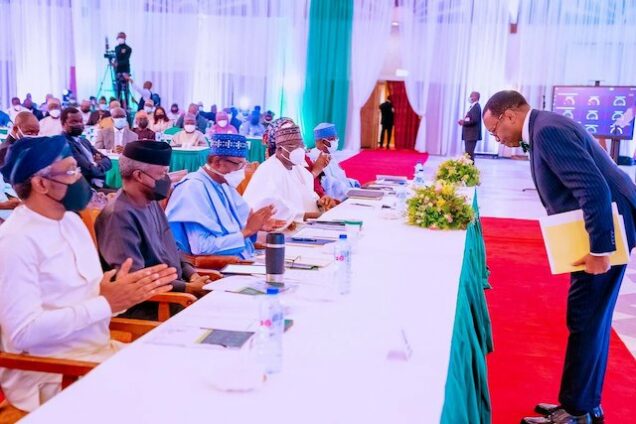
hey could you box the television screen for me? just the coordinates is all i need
[552,85,636,139]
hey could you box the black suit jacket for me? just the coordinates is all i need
[115,43,132,74]
[379,101,394,126]
[528,109,636,252]
[461,102,482,141]
[0,135,16,167]
[63,133,112,187]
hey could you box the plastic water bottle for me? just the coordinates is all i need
[334,234,352,295]
[413,162,425,187]
[395,187,409,215]
[257,287,284,374]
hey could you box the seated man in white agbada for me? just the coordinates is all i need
[309,123,360,202]
[243,122,336,221]
[171,113,207,148]
[0,135,176,413]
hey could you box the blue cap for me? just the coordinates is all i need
[313,122,337,140]
[0,135,71,185]
[209,133,248,158]
[266,287,279,295]
[339,234,347,240]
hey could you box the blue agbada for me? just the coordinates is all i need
[166,168,255,259]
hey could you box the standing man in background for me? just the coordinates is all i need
[379,95,394,149]
[113,32,132,109]
[458,91,482,162]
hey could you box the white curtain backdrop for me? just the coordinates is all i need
[399,0,509,156]
[71,0,309,120]
[344,0,393,151]
[6,0,74,104]
[504,0,636,158]
[0,0,17,109]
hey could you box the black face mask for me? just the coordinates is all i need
[141,171,171,201]
[47,176,93,212]
[68,125,84,137]
[171,109,178,114]
[138,118,149,129]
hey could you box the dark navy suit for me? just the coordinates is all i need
[528,109,636,414]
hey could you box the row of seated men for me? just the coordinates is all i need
[0,117,358,417]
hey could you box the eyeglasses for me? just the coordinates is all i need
[488,113,505,140]
[222,158,247,169]
[39,166,82,178]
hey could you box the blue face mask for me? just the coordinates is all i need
[113,118,127,129]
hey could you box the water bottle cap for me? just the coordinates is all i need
[266,287,279,295]
[339,234,348,240]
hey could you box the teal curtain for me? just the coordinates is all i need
[301,0,353,149]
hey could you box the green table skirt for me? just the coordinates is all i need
[440,193,493,423]
[247,137,267,163]
[105,148,210,189]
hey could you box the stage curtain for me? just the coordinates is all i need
[301,0,353,149]
[387,80,420,150]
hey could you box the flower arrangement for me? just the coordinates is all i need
[434,154,480,186]
[407,182,474,230]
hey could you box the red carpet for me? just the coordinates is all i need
[340,148,429,184]
[482,217,636,423]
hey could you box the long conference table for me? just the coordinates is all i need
[24,190,492,423]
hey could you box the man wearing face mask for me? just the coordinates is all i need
[132,111,155,140]
[87,97,111,127]
[308,123,360,202]
[244,122,336,221]
[239,110,265,137]
[95,107,138,153]
[79,99,92,124]
[176,103,208,133]
[166,134,276,258]
[172,114,207,148]
[6,97,26,123]
[38,99,63,136]
[62,107,112,189]
[113,32,132,109]
[208,110,238,136]
[0,136,177,413]
[95,141,211,319]
[0,112,40,167]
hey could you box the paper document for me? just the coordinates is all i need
[539,203,629,274]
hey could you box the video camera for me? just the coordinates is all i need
[103,37,116,61]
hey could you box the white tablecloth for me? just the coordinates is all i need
[24,196,470,424]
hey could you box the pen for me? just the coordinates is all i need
[350,202,374,208]
[291,237,319,242]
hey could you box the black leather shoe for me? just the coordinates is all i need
[535,403,604,423]
[521,409,592,424]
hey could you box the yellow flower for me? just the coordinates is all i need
[436,199,446,208]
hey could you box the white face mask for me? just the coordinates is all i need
[99,104,108,111]
[13,105,21,111]
[325,138,338,154]
[144,107,154,114]
[217,120,228,128]
[113,117,127,129]
[184,124,196,133]
[281,146,306,166]
[205,164,245,188]
[117,38,125,45]
[49,109,61,118]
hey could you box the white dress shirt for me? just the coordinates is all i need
[38,116,63,136]
[0,206,120,411]
[113,127,125,148]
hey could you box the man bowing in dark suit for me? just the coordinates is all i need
[458,91,482,162]
[483,90,636,424]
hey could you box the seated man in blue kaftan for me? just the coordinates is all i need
[166,133,275,259]
[308,123,360,202]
